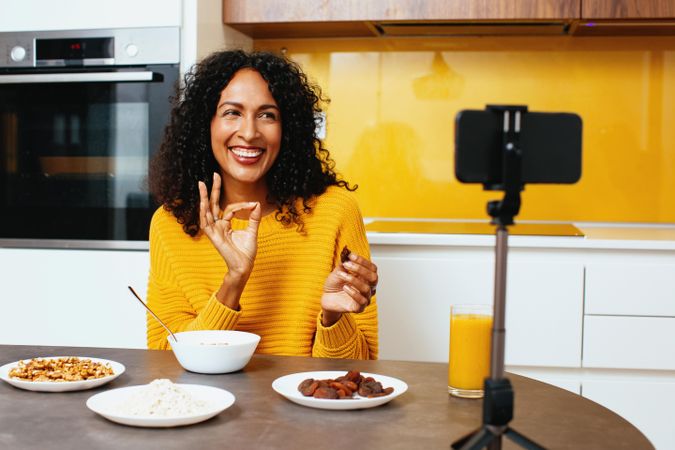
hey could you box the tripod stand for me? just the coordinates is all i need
[452,106,546,450]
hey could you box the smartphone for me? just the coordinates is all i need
[454,109,582,186]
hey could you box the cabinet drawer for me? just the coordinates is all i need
[583,316,675,370]
[585,263,675,316]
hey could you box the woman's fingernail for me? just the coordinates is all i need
[338,271,349,280]
[344,261,355,270]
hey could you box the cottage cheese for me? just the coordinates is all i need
[117,379,210,417]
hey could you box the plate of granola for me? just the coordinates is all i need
[0,356,125,392]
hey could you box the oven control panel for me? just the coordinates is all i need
[0,27,178,68]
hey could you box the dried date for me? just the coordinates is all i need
[297,370,394,400]
[340,246,351,264]
[298,378,319,396]
[313,386,339,399]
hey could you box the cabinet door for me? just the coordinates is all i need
[583,378,675,449]
[373,256,492,363]
[505,261,583,367]
[223,0,580,22]
[373,252,584,367]
[0,248,148,348]
[583,0,675,19]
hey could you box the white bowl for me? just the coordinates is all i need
[168,330,260,374]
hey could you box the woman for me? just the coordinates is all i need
[147,50,378,359]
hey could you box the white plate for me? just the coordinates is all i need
[272,371,407,410]
[86,384,235,427]
[0,357,125,392]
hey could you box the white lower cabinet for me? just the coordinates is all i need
[374,252,584,367]
[581,297,675,449]
[583,377,675,450]
[0,248,148,349]
[375,255,493,363]
[504,261,583,367]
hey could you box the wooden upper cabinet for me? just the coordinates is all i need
[223,0,579,22]
[582,0,675,19]
[222,0,581,38]
[575,1,675,36]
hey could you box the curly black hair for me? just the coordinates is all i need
[149,50,354,237]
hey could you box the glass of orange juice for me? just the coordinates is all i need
[448,304,493,398]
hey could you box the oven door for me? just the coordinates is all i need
[0,65,177,247]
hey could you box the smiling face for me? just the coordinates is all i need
[210,68,282,198]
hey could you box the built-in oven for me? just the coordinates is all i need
[0,27,179,248]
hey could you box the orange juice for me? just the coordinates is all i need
[448,309,492,398]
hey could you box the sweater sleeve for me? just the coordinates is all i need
[311,193,379,360]
[146,209,241,350]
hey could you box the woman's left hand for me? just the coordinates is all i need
[320,251,378,327]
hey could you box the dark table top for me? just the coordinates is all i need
[0,345,653,450]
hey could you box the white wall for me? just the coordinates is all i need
[180,0,252,76]
[0,0,182,32]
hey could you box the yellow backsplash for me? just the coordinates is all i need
[255,36,675,223]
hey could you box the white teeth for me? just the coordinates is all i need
[230,147,263,158]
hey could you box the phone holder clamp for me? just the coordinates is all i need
[484,105,528,227]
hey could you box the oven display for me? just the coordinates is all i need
[36,37,114,61]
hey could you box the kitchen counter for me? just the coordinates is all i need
[0,345,653,449]
[366,220,584,237]
[365,220,675,250]
[578,225,675,241]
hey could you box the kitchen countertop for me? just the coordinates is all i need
[0,345,653,449]
[365,219,675,250]
[578,225,675,241]
[2,222,675,252]
[366,220,584,237]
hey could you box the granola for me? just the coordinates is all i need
[8,357,114,382]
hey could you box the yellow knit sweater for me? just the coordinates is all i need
[146,186,378,359]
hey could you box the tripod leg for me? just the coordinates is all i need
[452,427,497,450]
[504,427,547,450]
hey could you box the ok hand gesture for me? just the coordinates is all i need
[198,172,261,280]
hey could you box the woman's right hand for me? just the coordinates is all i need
[198,173,262,281]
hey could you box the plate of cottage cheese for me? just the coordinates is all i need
[86,379,235,427]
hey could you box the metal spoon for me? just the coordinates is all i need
[127,286,178,342]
